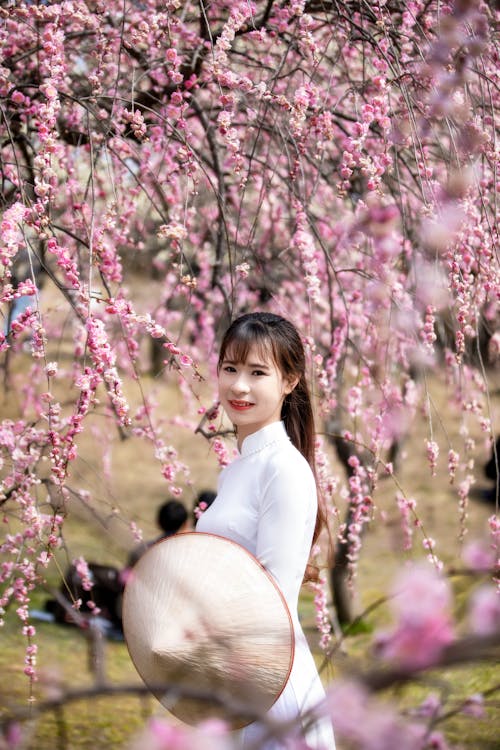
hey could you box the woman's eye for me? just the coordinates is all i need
[252,369,266,376]
[223,365,236,373]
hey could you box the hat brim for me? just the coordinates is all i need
[122,532,294,728]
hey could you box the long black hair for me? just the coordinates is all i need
[218,312,326,546]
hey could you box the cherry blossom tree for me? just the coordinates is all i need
[0,0,498,747]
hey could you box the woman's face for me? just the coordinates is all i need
[218,342,295,446]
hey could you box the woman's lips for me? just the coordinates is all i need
[228,400,253,411]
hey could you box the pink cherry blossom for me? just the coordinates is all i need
[468,585,500,635]
[374,564,455,670]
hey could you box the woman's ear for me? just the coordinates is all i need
[284,375,299,395]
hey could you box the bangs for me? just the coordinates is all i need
[218,326,275,369]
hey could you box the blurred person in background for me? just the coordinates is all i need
[127,498,189,568]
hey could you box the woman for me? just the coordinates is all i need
[196,312,335,749]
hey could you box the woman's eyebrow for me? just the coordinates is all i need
[221,357,270,369]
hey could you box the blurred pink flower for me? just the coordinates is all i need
[5,721,23,748]
[390,563,451,619]
[461,540,496,571]
[194,719,232,749]
[414,260,450,311]
[421,204,464,252]
[412,692,442,719]
[374,564,454,669]
[128,716,234,750]
[468,585,500,635]
[128,718,190,750]
[325,679,426,750]
[461,693,485,718]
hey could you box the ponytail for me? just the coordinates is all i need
[282,375,315,469]
[282,375,327,551]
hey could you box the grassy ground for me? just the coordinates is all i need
[1,342,499,747]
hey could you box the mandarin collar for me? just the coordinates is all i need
[239,421,290,457]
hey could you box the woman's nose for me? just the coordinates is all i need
[231,374,250,394]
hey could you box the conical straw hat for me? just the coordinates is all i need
[122,532,294,728]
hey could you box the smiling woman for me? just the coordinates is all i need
[196,312,335,749]
[218,349,297,447]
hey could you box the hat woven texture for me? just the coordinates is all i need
[122,531,294,728]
